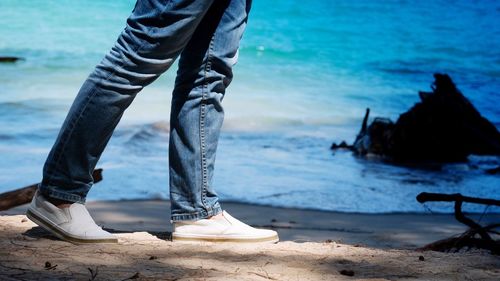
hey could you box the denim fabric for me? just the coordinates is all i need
[38,0,252,221]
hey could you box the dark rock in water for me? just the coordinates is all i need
[0,56,23,63]
[352,109,395,157]
[486,166,500,175]
[334,74,500,163]
[330,140,352,150]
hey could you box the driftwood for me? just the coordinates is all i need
[332,74,500,164]
[0,168,103,211]
[0,56,23,63]
[416,192,500,255]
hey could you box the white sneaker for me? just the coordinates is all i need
[172,210,279,243]
[26,191,117,244]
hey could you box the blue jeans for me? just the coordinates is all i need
[38,0,252,221]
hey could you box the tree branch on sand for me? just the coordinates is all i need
[0,168,103,211]
[416,192,500,255]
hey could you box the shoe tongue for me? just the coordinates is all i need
[222,211,232,220]
[222,211,242,226]
[223,211,256,231]
[69,203,98,225]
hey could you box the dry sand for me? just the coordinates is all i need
[1,200,499,280]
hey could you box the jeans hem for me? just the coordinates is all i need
[37,183,86,204]
[170,203,222,222]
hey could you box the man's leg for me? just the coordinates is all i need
[29,0,216,243]
[169,0,250,221]
[39,0,215,203]
[168,0,279,242]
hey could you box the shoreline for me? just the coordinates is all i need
[3,199,499,249]
[91,198,500,215]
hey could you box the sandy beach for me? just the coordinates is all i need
[1,200,499,280]
[2,0,499,280]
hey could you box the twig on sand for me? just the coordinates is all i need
[44,261,57,270]
[88,266,99,281]
[249,270,277,280]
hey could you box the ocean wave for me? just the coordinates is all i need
[122,121,170,145]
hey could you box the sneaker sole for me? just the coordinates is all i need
[172,233,279,243]
[26,209,118,244]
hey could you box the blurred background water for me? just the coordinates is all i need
[0,0,499,213]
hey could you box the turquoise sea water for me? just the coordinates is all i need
[0,0,499,213]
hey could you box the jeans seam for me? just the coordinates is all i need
[171,202,222,222]
[44,22,158,192]
[199,33,216,210]
[39,184,85,203]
